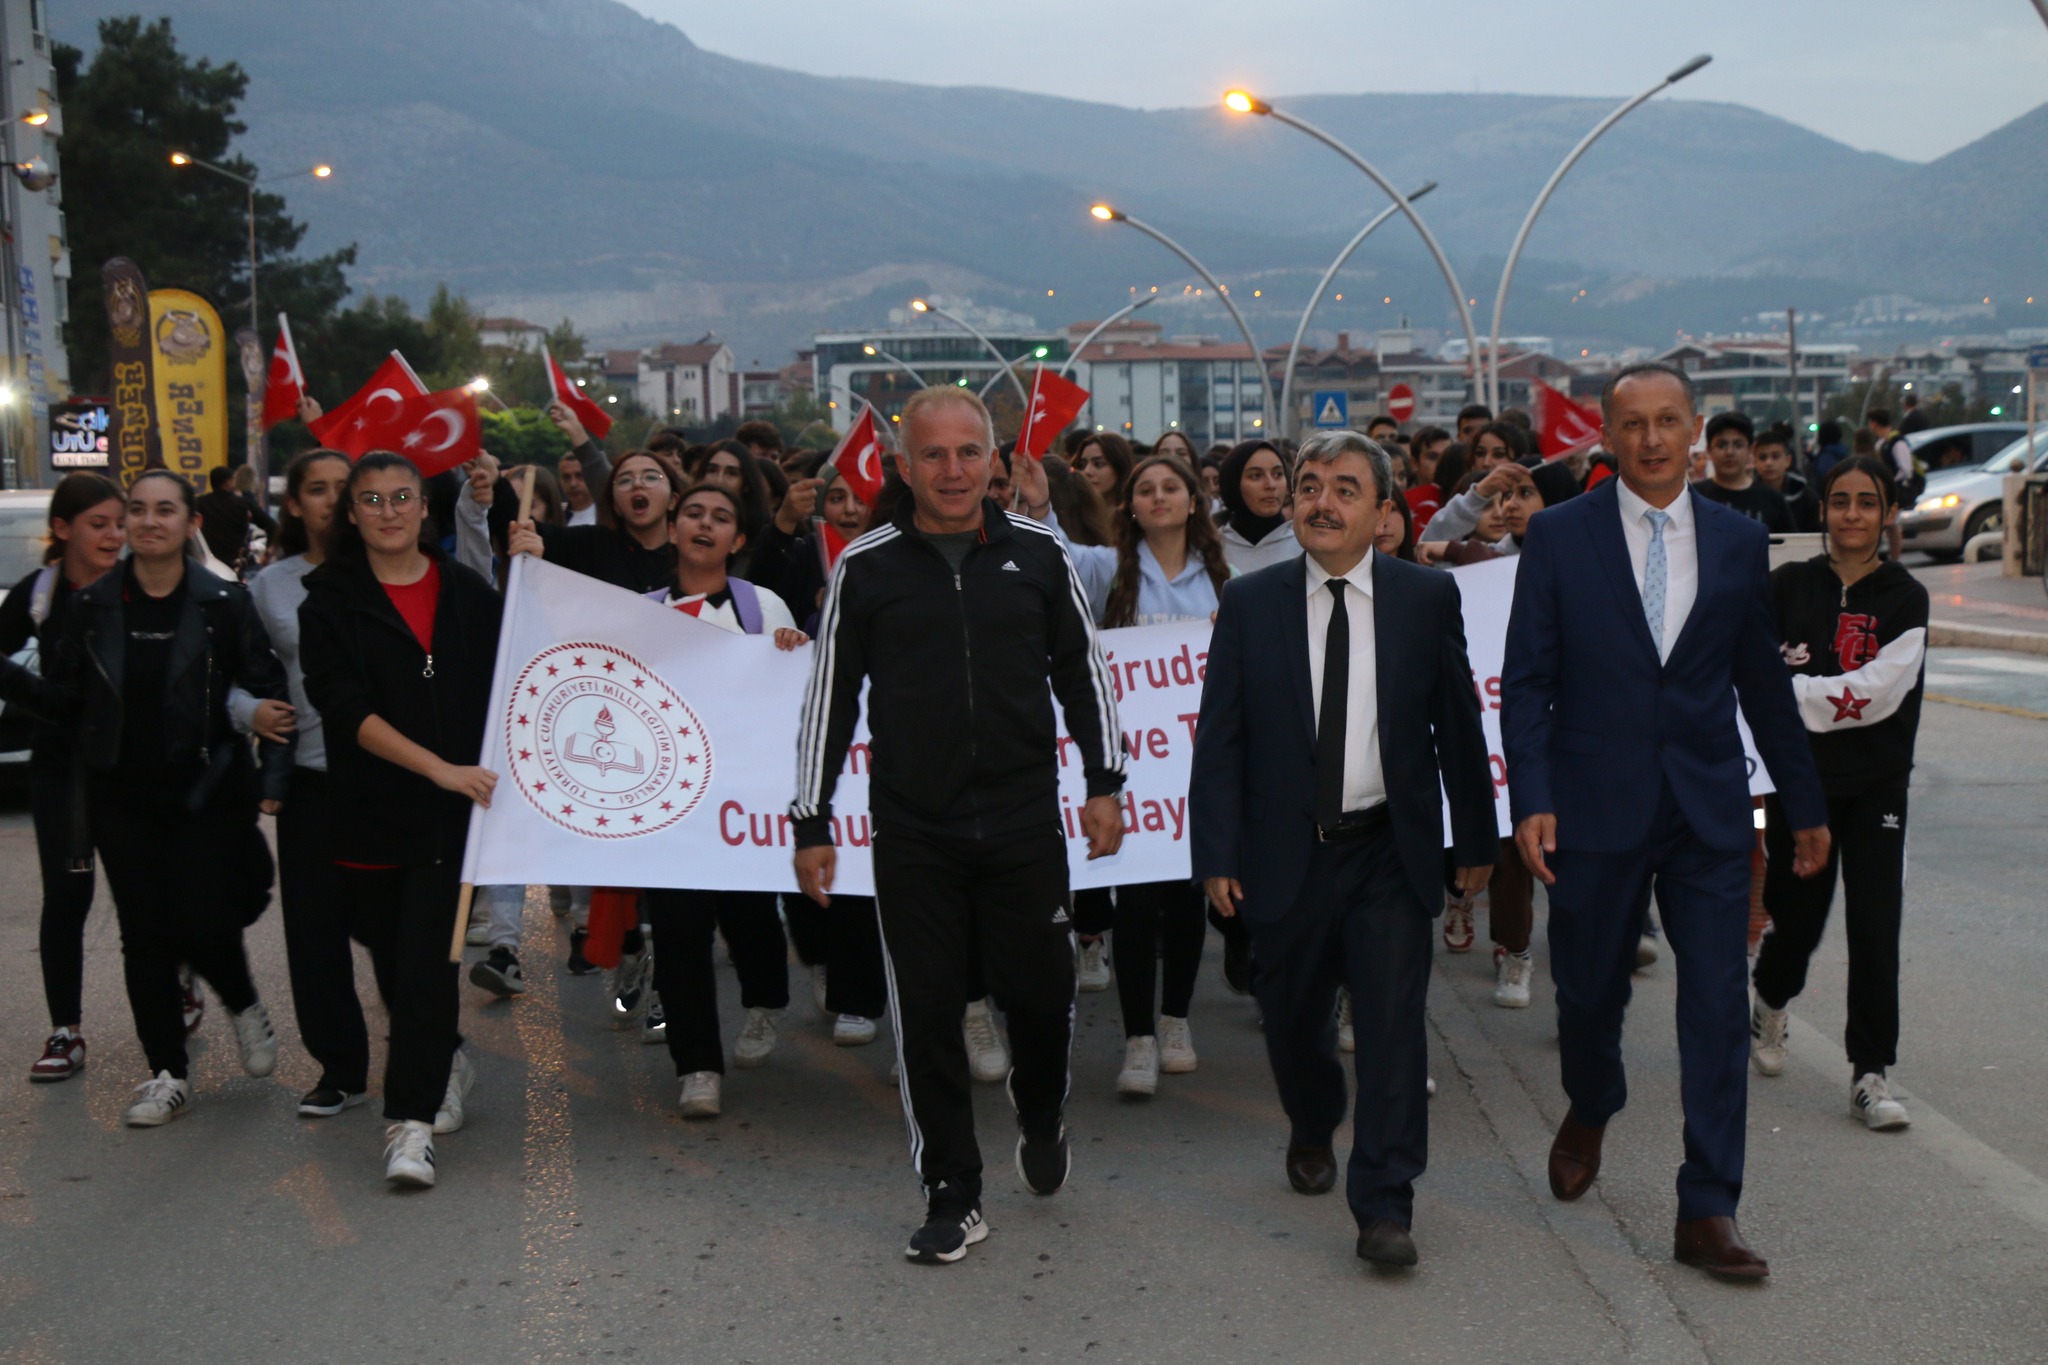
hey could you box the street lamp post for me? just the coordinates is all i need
[169,152,331,498]
[861,342,932,390]
[1225,90,1481,405]
[908,298,1031,405]
[1278,181,1436,438]
[1088,205,1275,438]
[1058,292,1157,380]
[1483,56,1710,410]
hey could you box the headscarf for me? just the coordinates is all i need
[1218,439,1289,546]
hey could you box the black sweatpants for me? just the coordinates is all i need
[644,889,791,1076]
[94,795,261,1080]
[1111,880,1206,1037]
[32,762,95,1029]
[277,768,371,1094]
[873,823,1075,1207]
[1753,779,1908,1076]
[782,891,888,1020]
[345,862,461,1124]
[1073,887,1114,938]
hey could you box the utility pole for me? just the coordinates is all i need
[1786,308,1799,433]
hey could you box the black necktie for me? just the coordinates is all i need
[1315,579,1348,830]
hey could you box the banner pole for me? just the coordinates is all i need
[449,526,534,962]
[447,882,475,964]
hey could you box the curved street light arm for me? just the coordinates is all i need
[1485,56,1710,409]
[862,343,931,390]
[1057,293,1157,380]
[1259,105,1480,404]
[1279,182,1435,438]
[1117,214,1275,435]
[916,301,1032,405]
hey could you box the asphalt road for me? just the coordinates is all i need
[0,668,2043,1364]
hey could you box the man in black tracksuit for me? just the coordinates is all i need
[791,388,1125,1264]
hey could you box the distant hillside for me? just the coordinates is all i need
[52,0,2043,361]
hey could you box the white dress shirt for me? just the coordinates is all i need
[567,503,599,527]
[1615,479,1697,664]
[1304,550,1386,812]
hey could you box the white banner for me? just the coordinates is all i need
[460,558,1205,896]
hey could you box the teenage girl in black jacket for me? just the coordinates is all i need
[300,451,503,1188]
[9,473,124,1082]
[0,470,295,1126]
[1748,456,1930,1132]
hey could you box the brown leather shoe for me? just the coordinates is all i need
[1547,1114,1605,1201]
[1285,1142,1337,1195]
[1674,1216,1769,1280]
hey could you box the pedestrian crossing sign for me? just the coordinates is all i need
[1312,391,1349,428]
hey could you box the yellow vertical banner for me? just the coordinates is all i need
[147,289,230,490]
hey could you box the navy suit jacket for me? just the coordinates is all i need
[1500,479,1826,854]
[1189,552,1499,923]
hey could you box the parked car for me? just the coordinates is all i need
[1900,421,2030,474]
[0,488,52,762]
[1898,426,2048,559]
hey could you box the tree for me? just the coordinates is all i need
[54,17,354,395]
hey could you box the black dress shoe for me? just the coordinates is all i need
[1674,1215,1769,1280]
[1356,1219,1418,1267]
[1285,1142,1337,1195]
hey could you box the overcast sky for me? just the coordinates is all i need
[629,0,2047,162]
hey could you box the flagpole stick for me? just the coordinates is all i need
[448,882,475,963]
[516,464,537,525]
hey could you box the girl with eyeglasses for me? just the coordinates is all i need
[0,471,295,1125]
[299,452,504,1187]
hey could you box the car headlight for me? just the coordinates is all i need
[1913,493,1962,513]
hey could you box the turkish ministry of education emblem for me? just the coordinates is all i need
[506,642,710,838]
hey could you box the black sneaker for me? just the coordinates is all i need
[565,930,597,976]
[470,946,526,997]
[641,1000,667,1044]
[1016,1120,1071,1195]
[906,1203,988,1264]
[297,1085,367,1118]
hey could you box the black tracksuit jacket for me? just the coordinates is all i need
[1770,555,1929,795]
[790,499,1124,849]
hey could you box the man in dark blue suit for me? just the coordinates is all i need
[1190,430,1498,1270]
[1501,362,1831,1280]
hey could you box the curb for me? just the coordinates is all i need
[1928,621,2048,656]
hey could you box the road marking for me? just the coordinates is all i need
[1922,691,2048,721]
[1784,1009,2048,1238]
[1936,654,2048,677]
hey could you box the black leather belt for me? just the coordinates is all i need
[1316,802,1391,843]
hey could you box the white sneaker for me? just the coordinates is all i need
[1636,935,1660,970]
[678,1070,721,1118]
[124,1071,193,1127]
[1442,898,1476,953]
[1117,1035,1159,1095]
[1337,988,1355,1053]
[433,1047,475,1134]
[384,1120,436,1188]
[963,998,1010,1083]
[231,1000,278,1078]
[464,912,491,947]
[833,1014,877,1046]
[1157,1015,1198,1073]
[1852,1072,1910,1130]
[811,964,829,1015]
[733,1007,780,1068]
[1750,999,1789,1077]
[1493,948,1533,1009]
[1426,1076,1437,1098]
[1076,939,1111,993]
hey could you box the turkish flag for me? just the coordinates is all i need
[544,342,612,440]
[828,406,886,507]
[1534,381,1605,459]
[259,313,304,429]
[308,352,429,454]
[814,517,852,576]
[338,387,482,477]
[1016,367,1089,462]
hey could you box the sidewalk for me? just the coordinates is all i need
[1911,559,2048,654]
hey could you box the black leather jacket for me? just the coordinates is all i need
[0,560,294,832]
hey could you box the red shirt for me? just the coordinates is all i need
[382,558,440,654]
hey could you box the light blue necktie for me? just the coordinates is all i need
[1642,508,1671,656]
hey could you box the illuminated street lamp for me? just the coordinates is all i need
[909,298,1030,404]
[1088,204,1275,435]
[1278,181,1436,437]
[1224,90,1479,402]
[1482,55,1710,409]
[861,342,931,390]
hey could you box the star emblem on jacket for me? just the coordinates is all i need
[1827,687,1871,722]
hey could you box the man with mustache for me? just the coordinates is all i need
[1190,429,1498,1270]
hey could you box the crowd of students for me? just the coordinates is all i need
[7,391,1929,1193]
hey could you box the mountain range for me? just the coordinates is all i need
[53,0,2048,364]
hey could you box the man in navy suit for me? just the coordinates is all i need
[1190,430,1498,1270]
[1501,362,1830,1280]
